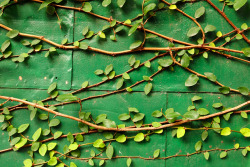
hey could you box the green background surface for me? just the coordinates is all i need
[0,0,249,166]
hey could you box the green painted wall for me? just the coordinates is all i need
[0,0,249,166]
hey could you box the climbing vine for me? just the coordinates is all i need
[0,0,249,166]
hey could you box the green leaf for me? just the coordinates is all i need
[0,0,10,7]
[23,159,32,167]
[48,157,57,166]
[116,79,124,90]
[48,143,57,151]
[144,61,151,68]
[233,0,247,11]
[134,133,144,142]
[93,139,106,148]
[82,26,89,36]
[38,0,53,10]
[219,86,230,94]
[143,76,150,82]
[221,127,231,136]
[132,113,145,122]
[217,31,223,37]
[203,52,208,59]
[31,39,41,46]
[223,112,232,121]
[191,95,202,102]
[1,40,10,52]
[49,119,60,127]
[118,113,130,121]
[240,128,250,137]
[198,108,209,115]
[153,149,160,158]
[242,48,250,57]
[10,137,21,146]
[54,131,63,139]
[212,103,223,108]
[95,114,107,124]
[69,142,79,150]
[242,148,248,156]
[115,25,124,33]
[134,60,140,68]
[152,110,162,118]
[238,87,249,95]
[15,138,27,149]
[122,72,130,79]
[32,128,42,141]
[82,2,92,12]
[56,94,78,102]
[79,42,88,50]
[241,23,248,30]
[99,160,105,166]
[128,55,136,66]
[204,152,209,160]
[195,141,202,151]
[86,31,94,38]
[130,40,142,50]
[195,7,205,19]
[76,134,84,142]
[106,145,114,159]
[116,134,127,143]
[94,69,104,75]
[204,72,217,82]
[61,38,68,44]
[185,74,199,87]
[105,64,113,75]
[6,29,19,38]
[39,114,48,120]
[102,0,111,7]
[128,23,140,36]
[181,54,190,67]
[201,131,208,141]
[144,3,156,15]
[236,34,243,40]
[18,124,29,133]
[220,151,227,159]
[183,110,199,120]
[70,162,77,167]
[158,58,173,67]
[144,83,153,95]
[187,27,200,37]
[152,122,161,128]
[241,112,248,119]
[169,5,177,9]
[177,127,185,138]
[204,25,216,33]
[39,144,47,156]
[234,143,240,149]
[46,6,55,15]
[128,107,139,113]
[127,158,132,167]
[117,0,126,8]
[81,81,89,88]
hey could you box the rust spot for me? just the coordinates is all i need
[218,97,220,99]
[19,76,22,81]
[221,140,224,143]
[209,145,212,148]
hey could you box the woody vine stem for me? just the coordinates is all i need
[0,0,250,167]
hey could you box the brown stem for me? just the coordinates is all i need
[205,0,250,44]
[0,96,249,132]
